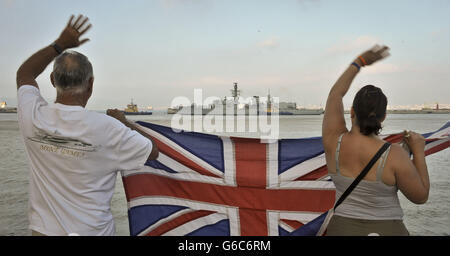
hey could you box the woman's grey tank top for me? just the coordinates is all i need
[329,134,404,220]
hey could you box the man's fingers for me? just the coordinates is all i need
[79,24,92,36]
[67,15,75,27]
[76,17,89,30]
[79,38,90,46]
[72,15,83,28]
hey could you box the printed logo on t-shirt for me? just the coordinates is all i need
[28,133,99,158]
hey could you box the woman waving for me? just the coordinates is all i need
[322,46,430,236]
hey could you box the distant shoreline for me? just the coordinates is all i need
[3,110,450,116]
[344,109,450,114]
[0,108,17,113]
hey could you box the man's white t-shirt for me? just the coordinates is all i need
[17,85,152,236]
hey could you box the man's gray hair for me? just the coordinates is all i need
[53,50,93,94]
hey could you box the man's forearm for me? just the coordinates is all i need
[16,44,60,89]
[123,119,156,144]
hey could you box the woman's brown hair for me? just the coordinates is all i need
[352,85,387,135]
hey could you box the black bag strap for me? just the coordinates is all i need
[333,142,391,210]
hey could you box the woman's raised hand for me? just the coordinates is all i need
[356,44,390,67]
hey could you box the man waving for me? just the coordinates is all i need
[16,15,158,236]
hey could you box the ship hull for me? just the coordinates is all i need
[123,112,153,115]
[278,109,324,115]
[0,108,17,113]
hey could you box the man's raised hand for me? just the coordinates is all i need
[55,14,92,50]
[107,109,128,124]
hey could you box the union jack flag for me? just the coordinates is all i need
[121,121,450,236]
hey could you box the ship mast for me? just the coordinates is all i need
[231,82,241,101]
[267,89,272,114]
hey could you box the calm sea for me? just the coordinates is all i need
[0,113,449,236]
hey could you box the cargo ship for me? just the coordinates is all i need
[123,99,152,115]
[0,101,17,113]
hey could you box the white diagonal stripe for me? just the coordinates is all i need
[162,213,228,236]
[426,126,450,139]
[129,196,231,214]
[138,208,193,236]
[279,153,326,182]
[276,180,335,190]
[155,152,203,175]
[280,211,323,225]
[123,166,226,186]
[425,137,449,151]
[135,122,224,178]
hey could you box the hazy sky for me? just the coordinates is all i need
[1,0,450,110]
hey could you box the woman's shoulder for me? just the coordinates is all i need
[323,131,348,153]
[384,143,411,171]
[386,143,408,157]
